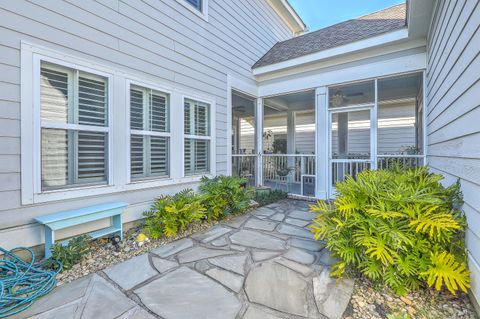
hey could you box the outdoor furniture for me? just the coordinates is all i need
[35,202,128,259]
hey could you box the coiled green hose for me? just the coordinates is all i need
[0,247,61,318]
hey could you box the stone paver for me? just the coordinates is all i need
[104,254,157,290]
[270,213,285,221]
[22,200,353,319]
[230,229,286,250]
[151,238,193,257]
[243,306,282,319]
[278,224,314,239]
[177,247,234,263]
[245,261,315,317]
[152,257,179,273]
[209,254,248,275]
[290,238,325,252]
[244,218,277,231]
[285,217,310,227]
[314,269,354,319]
[289,210,316,221]
[135,267,241,319]
[192,226,231,243]
[211,236,228,247]
[284,247,315,264]
[206,267,244,292]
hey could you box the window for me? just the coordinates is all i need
[184,98,211,176]
[40,62,109,190]
[130,85,170,180]
[185,0,202,11]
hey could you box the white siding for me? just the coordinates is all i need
[0,0,292,248]
[426,0,480,306]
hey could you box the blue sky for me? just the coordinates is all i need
[289,0,405,31]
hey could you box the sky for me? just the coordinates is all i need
[288,0,405,32]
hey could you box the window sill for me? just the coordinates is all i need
[30,176,212,205]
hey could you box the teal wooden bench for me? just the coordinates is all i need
[35,202,128,259]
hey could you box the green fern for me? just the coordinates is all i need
[309,166,469,296]
[422,251,470,294]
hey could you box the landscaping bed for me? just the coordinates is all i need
[56,213,236,285]
[344,278,477,319]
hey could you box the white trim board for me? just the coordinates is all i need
[257,52,427,97]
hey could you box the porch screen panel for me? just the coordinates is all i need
[40,62,108,190]
[184,99,211,176]
[130,85,170,180]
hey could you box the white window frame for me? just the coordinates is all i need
[182,95,216,177]
[176,0,209,21]
[21,42,217,205]
[21,44,115,204]
[126,79,172,183]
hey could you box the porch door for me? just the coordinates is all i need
[328,107,373,195]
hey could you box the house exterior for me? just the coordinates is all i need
[0,0,479,311]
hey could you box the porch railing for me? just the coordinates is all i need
[331,155,425,186]
[262,154,315,183]
[232,154,256,185]
[331,159,371,186]
[377,155,425,169]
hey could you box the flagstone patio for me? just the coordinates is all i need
[13,200,354,319]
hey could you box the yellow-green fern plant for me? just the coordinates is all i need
[310,166,469,295]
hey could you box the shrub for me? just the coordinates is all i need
[144,189,206,238]
[309,166,469,295]
[199,176,254,219]
[45,235,90,271]
[254,189,288,206]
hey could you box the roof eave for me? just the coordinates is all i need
[407,0,435,38]
[267,0,307,35]
[253,27,410,76]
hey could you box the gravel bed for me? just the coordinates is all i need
[343,277,478,319]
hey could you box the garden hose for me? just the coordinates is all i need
[0,247,61,318]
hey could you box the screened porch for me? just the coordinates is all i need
[231,72,426,199]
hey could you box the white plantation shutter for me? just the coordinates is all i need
[130,85,170,180]
[40,62,108,190]
[184,99,211,176]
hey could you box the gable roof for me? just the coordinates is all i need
[253,3,407,69]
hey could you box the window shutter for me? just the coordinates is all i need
[150,92,168,132]
[78,74,107,126]
[130,88,144,130]
[130,134,144,177]
[77,131,107,183]
[184,101,191,135]
[194,139,209,173]
[194,102,209,136]
[150,136,169,176]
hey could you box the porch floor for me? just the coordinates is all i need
[12,200,353,319]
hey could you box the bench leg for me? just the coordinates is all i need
[113,214,123,241]
[44,226,55,259]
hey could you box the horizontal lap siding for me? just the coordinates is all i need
[0,0,292,245]
[426,0,480,306]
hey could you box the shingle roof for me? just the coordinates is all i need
[253,3,407,69]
